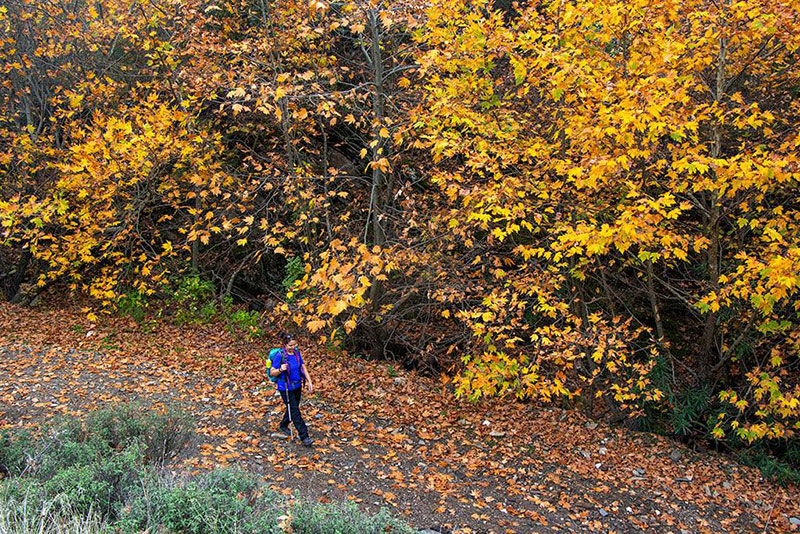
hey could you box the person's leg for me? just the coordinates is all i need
[288,388,309,440]
[279,389,291,431]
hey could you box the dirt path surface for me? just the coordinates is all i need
[1,303,798,533]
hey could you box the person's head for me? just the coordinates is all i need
[282,332,298,350]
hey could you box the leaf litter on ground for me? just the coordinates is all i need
[0,302,798,533]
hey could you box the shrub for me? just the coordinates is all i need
[117,290,147,323]
[735,439,800,487]
[0,429,29,477]
[227,309,265,340]
[38,404,193,476]
[37,434,109,481]
[291,500,414,534]
[43,444,142,517]
[139,408,194,465]
[0,482,107,534]
[0,477,47,511]
[0,409,411,533]
[119,468,283,534]
[173,275,217,325]
[670,386,714,438]
[282,257,304,299]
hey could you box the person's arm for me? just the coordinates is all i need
[270,352,288,377]
[301,364,313,393]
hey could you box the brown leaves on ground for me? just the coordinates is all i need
[0,301,798,533]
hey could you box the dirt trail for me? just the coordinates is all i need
[1,303,798,533]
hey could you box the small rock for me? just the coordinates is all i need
[585,421,599,430]
[489,430,506,437]
[598,508,609,518]
[482,419,492,426]
[598,447,607,455]
[393,377,407,385]
[632,467,646,477]
[580,450,591,458]
[418,439,426,445]
[270,432,290,440]
[417,530,443,534]
[674,475,693,483]
[669,449,682,462]
[314,414,324,419]
[722,481,733,489]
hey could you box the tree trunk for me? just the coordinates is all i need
[6,249,32,302]
[366,7,389,358]
[699,18,728,382]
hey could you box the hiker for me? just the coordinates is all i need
[270,333,315,447]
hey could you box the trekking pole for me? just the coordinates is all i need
[283,351,294,441]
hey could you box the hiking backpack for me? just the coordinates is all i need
[266,348,286,383]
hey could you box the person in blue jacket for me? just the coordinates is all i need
[270,333,315,446]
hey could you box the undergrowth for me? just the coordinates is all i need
[0,405,412,533]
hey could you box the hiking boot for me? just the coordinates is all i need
[277,425,291,438]
[301,437,315,447]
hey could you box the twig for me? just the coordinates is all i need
[761,492,781,534]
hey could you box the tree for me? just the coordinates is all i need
[416,0,800,439]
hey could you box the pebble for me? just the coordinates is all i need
[632,467,646,477]
[670,449,682,462]
[599,508,609,517]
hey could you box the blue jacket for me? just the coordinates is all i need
[272,349,304,391]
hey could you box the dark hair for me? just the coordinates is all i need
[281,333,293,343]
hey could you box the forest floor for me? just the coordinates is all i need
[0,302,799,534]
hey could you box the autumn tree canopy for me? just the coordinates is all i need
[1,0,799,447]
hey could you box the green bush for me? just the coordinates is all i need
[139,408,194,465]
[227,309,265,340]
[38,405,193,476]
[43,444,142,517]
[173,275,217,325]
[0,480,108,534]
[0,477,47,510]
[292,500,414,534]
[119,468,283,534]
[117,290,147,323]
[86,404,193,464]
[0,408,412,533]
[282,257,304,299]
[0,429,29,477]
[670,385,715,438]
[735,440,800,486]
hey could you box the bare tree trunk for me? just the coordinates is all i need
[365,6,389,358]
[6,249,32,302]
[700,18,728,382]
